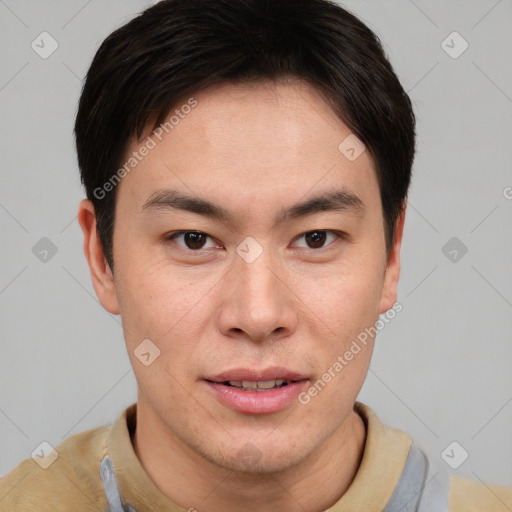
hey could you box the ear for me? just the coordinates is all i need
[77,198,120,315]
[379,203,406,314]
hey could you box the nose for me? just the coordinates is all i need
[217,243,298,343]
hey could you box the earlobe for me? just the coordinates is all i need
[77,198,120,315]
[379,203,406,315]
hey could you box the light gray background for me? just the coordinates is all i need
[1,0,511,490]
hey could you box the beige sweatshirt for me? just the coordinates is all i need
[1,401,511,511]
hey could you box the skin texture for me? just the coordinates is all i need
[78,79,406,512]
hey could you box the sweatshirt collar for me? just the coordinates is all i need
[106,401,412,512]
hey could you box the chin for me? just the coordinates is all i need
[198,437,314,475]
[228,452,306,475]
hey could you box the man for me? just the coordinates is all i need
[1,0,510,510]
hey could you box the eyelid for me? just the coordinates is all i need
[291,230,342,250]
[165,229,344,252]
[166,230,220,251]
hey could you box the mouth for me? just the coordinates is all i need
[211,379,295,391]
[203,368,309,414]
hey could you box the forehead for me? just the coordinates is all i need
[116,79,381,224]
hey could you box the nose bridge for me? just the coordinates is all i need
[220,237,296,340]
[236,238,281,308]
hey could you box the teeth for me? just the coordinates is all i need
[257,380,276,389]
[228,380,288,390]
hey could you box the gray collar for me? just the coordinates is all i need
[99,443,450,511]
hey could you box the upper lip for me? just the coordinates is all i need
[205,367,307,383]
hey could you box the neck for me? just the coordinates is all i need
[132,401,366,512]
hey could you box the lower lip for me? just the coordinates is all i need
[205,380,309,414]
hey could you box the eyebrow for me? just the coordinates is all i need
[141,187,365,226]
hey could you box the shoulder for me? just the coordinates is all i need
[0,425,110,511]
[449,473,512,512]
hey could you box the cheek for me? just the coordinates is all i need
[115,252,188,325]
[115,258,216,367]
[118,271,202,393]
[293,255,384,337]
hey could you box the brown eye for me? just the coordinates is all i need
[304,231,327,249]
[167,231,214,250]
[183,232,207,249]
[295,230,340,250]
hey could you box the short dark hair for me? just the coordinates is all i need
[74,0,416,272]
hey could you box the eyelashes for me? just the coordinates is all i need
[165,229,344,252]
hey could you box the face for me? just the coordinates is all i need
[79,79,404,474]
